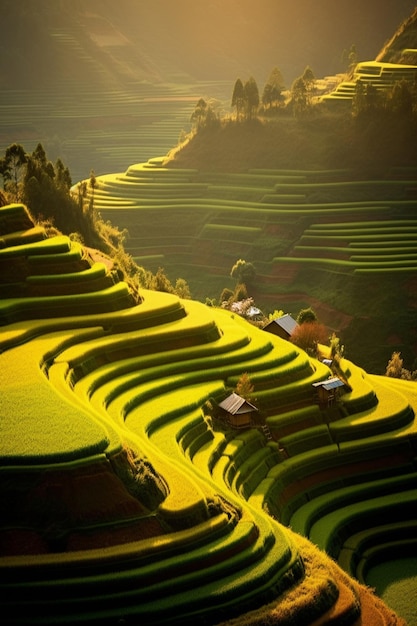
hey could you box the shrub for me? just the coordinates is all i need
[235,373,254,401]
[291,322,329,357]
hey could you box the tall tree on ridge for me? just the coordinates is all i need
[243,77,259,120]
[231,78,245,120]
[262,67,285,109]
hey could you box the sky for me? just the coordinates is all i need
[124,0,417,83]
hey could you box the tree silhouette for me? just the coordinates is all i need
[191,98,208,129]
[230,259,256,284]
[0,143,27,198]
[290,76,308,117]
[243,77,259,120]
[231,78,245,120]
[262,67,285,110]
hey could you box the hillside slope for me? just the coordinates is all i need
[84,157,417,374]
[1,202,415,624]
[377,6,417,64]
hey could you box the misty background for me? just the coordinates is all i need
[1,0,416,180]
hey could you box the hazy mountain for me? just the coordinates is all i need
[1,1,416,181]
[1,0,416,92]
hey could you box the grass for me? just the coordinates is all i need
[0,329,115,463]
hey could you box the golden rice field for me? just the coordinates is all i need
[1,203,416,625]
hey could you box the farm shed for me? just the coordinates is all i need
[312,377,346,408]
[264,314,298,340]
[216,393,258,429]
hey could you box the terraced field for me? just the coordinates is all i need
[77,159,417,374]
[0,81,227,184]
[1,203,416,625]
[83,159,417,284]
[321,58,417,105]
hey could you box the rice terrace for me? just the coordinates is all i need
[1,2,417,626]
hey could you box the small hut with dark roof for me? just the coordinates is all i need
[264,313,298,340]
[216,392,258,429]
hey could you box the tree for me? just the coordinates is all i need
[243,77,260,120]
[231,78,245,120]
[268,309,285,322]
[235,373,254,401]
[220,287,234,304]
[348,45,357,71]
[290,67,316,117]
[230,259,256,284]
[290,322,328,357]
[290,76,308,117]
[148,267,175,294]
[352,79,366,117]
[0,143,27,198]
[353,82,381,118]
[297,307,318,325]
[345,44,358,74]
[89,170,97,205]
[329,332,344,360]
[20,143,82,235]
[174,277,191,299]
[302,66,316,97]
[191,98,208,129]
[262,67,285,110]
[268,67,285,91]
[55,158,72,190]
[385,352,412,380]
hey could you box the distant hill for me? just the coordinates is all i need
[1,0,416,90]
[377,6,417,64]
[1,1,416,181]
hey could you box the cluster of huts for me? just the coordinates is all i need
[212,314,348,432]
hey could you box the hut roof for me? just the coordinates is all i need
[264,313,298,337]
[218,392,258,415]
[312,377,345,391]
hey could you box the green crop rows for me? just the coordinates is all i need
[1,201,417,624]
[75,160,417,305]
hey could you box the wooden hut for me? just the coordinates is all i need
[264,314,298,340]
[216,392,258,429]
[312,377,346,408]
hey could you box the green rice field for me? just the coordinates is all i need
[1,202,416,625]
[80,160,417,288]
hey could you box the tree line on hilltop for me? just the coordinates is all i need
[190,59,417,130]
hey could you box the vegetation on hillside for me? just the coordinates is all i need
[2,10,417,623]
[2,11,417,377]
[0,143,130,263]
[377,6,417,64]
[0,143,192,300]
[168,62,417,173]
[385,351,417,380]
[2,200,416,624]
